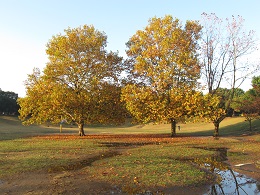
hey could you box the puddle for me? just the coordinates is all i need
[205,169,260,195]
[193,148,260,195]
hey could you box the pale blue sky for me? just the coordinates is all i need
[0,0,259,97]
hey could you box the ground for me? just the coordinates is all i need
[0,117,260,194]
[0,134,259,195]
[1,164,259,195]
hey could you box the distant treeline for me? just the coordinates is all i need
[0,89,19,115]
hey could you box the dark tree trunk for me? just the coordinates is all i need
[212,115,226,137]
[170,118,176,137]
[78,123,86,136]
[213,121,219,137]
[249,119,252,131]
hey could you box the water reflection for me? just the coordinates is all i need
[193,148,260,195]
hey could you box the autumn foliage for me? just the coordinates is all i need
[122,15,203,136]
[18,25,126,136]
[18,14,259,137]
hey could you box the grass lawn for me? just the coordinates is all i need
[0,116,259,193]
[1,116,259,140]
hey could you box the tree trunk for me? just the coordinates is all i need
[213,121,219,137]
[212,115,226,137]
[78,123,86,136]
[249,119,252,131]
[170,118,176,137]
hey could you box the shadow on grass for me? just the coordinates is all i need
[180,119,260,137]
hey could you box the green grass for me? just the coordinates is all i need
[1,116,259,141]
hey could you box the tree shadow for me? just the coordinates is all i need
[179,119,260,137]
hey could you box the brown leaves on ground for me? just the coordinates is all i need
[33,133,213,144]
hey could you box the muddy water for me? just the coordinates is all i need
[194,148,260,195]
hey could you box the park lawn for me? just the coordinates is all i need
[0,116,259,192]
[1,116,258,141]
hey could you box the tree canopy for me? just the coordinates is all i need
[18,25,126,136]
[17,14,260,137]
[121,15,203,136]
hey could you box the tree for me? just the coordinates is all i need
[121,15,202,136]
[212,88,245,116]
[18,25,126,136]
[0,90,19,115]
[238,76,260,131]
[200,13,259,136]
[250,76,260,98]
[229,88,245,116]
[198,93,226,133]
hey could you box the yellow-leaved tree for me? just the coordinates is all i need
[18,25,126,136]
[121,15,203,136]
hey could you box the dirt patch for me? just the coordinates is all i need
[0,171,122,195]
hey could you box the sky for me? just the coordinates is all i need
[0,0,260,97]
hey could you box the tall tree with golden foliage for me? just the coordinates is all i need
[18,25,126,136]
[121,15,203,136]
